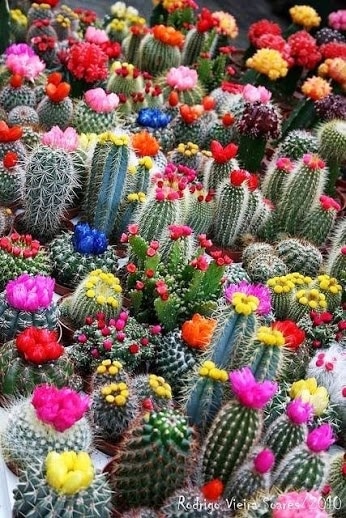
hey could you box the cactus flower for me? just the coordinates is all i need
[286,398,313,424]
[5,52,45,80]
[41,126,79,152]
[242,84,272,103]
[5,274,55,311]
[181,313,217,350]
[72,222,108,255]
[84,87,119,113]
[16,327,64,364]
[289,378,329,416]
[45,451,94,495]
[273,490,329,517]
[224,281,272,316]
[166,66,198,90]
[306,424,334,452]
[289,5,321,30]
[229,366,277,409]
[254,448,275,473]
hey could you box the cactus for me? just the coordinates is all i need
[184,360,229,434]
[266,275,296,320]
[263,399,312,467]
[1,385,92,471]
[185,185,215,236]
[273,424,334,491]
[91,381,139,442]
[49,224,118,289]
[201,367,277,485]
[21,143,79,241]
[275,238,323,277]
[37,74,73,131]
[299,195,340,246]
[0,327,80,398]
[0,232,51,291]
[261,156,294,205]
[203,140,239,192]
[13,451,113,517]
[156,66,205,106]
[326,246,346,283]
[27,2,53,25]
[327,453,346,515]
[317,119,346,195]
[83,133,131,238]
[224,263,250,285]
[138,26,182,76]
[276,129,318,161]
[0,121,27,162]
[0,76,36,113]
[276,154,327,236]
[312,274,342,312]
[26,17,57,42]
[246,254,288,284]
[288,287,328,322]
[0,274,59,342]
[169,142,204,173]
[105,409,197,509]
[92,359,129,389]
[161,485,229,517]
[60,269,123,329]
[0,150,24,207]
[107,61,144,97]
[182,24,210,66]
[204,114,237,148]
[7,105,39,127]
[131,373,173,411]
[122,27,147,66]
[71,94,118,135]
[223,448,275,503]
[242,243,276,267]
[171,106,210,149]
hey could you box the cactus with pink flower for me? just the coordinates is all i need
[157,65,205,106]
[72,87,120,134]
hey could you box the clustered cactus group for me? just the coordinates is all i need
[0,0,345,516]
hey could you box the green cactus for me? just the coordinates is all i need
[204,117,237,148]
[246,254,288,284]
[276,129,318,161]
[27,2,53,25]
[105,409,197,509]
[92,359,129,389]
[242,243,276,267]
[326,246,346,284]
[181,27,208,66]
[91,381,138,442]
[121,510,158,518]
[161,486,230,517]
[121,30,147,67]
[266,275,296,320]
[169,142,204,172]
[224,263,250,284]
[156,72,205,106]
[171,113,209,150]
[131,373,173,411]
[287,286,327,322]
[299,196,340,246]
[327,453,346,516]
[275,238,323,277]
[261,156,294,205]
[7,105,39,127]
[0,0,11,54]
[317,119,346,195]
[312,274,342,312]
[71,99,118,134]
[138,31,182,76]
[83,133,131,238]
[0,155,24,207]
[26,18,57,42]
[37,96,73,131]
[203,156,239,193]
[21,144,79,241]
[12,452,113,518]
[107,61,144,96]
[0,84,36,115]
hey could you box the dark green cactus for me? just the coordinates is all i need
[138,32,182,76]
[275,238,323,277]
[37,96,73,131]
[276,129,318,161]
[71,99,118,134]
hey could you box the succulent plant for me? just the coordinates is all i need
[0,75,36,112]
[275,238,323,277]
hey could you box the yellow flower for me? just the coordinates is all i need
[267,276,295,294]
[10,9,27,26]
[301,76,332,101]
[246,49,289,80]
[290,378,329,416]
[286,272,313,286]
[198,361,228,382]
[256,326,285,347]
[101,382,129,406]
[317,274,342,294]
[289,5,321,30]
[149,374,172,399]
[295,288,327,309]
[231,293,259,315]
[45,451,94,495]
[213,11,239,39]
[318,58,346,92]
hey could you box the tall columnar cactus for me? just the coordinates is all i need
[0,385,92,471]
[203,140,239,192]
[0,327,79,398]
[273,424,334,491]
[275,238,323,277]
[83,133,131,238]
[261,156,294,205]
[317,119,346,195]
[60,269,123,329]
[181,9,215,66]
[327,453,346,516]
[13,451,113,518]
[299,195,340,246]
[326,246,346,283]
[37,73,73,130]
[276,154,327,236]
[0,274,58,342]
[263,399,313,466]
[223,448,275,503]
[185,185,215,237]
[201,367,277,485]
[21,131,79,241]
[138,25,183,76]
[105,409,197,509]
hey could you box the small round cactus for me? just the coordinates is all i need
[0,75,36,112]
[246,254,288,284]
[276,129,318,161]
[275,238,323,277]
[131,373,173,411]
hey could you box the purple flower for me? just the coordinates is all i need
[6,274,55,311]
[229,366,277,409]
[306,424,334,452]
[224,281,272,316]
[5,43,36,57]
[286,399,313,425]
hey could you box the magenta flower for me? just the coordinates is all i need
[85,26,109,44]
[166,66,198,91]
[229,367,277,409]
[84,87,119,113]
[41,126,79,152]
[6,274,55,311]
[286,399,313,425]
[242,84,272,104]
[32,385,90,432]
[273,491,329,518]
[6,53,45,80]
[224,281,272,316]
[254,448,275,473]
[306,424,334,452]
[328,10,346,31]
[5,43,35,57]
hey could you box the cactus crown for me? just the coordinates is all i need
[96,359,124,377]
[82,269,122,310]
[148,374,172,399]
[198,361,228,382]
[142,410,192,450]
[101,382,129,406]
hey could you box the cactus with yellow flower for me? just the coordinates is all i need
[13,451,113,517]
[132,373,173,411]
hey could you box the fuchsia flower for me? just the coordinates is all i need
[6,274,55,311]
[84,88,119,113]
[276,157,294,172]
[273,491,329,517]
[5,43,35,57]
[85,26,109,44]
[6,52,45,80]
[242,84,272,103]
[306,424,334,452]
[166,66,198,91]
[286,398,313,424]
[168,224,192,240]
[32,385,90,432]
[224,281,272,316]
[329,10,346,31]
[319,195,341,211]
[253,448,275,473]
[303,153,325,170]
[41,126,79,152]
[229,366,277,409]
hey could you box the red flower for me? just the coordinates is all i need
[16,327,64,364]
[3,151,18,168]
[10,74,23,88]
[230,169,249,187]
[196,8,217,33]
[210,140,238,163]
[128,224,139,235]
[320,42,346,60]
[272,320,306,350]
[0,121,22,142]
[201,479,224,501]
[221,81,244,94]
[248,19,282,47]
[190,254,209,271]
[287,31,322,69]
[319,195,341,211]
[66,42,108,83]
[129,343,140,354]
[46,81,71,102]
[126,263,137,273]
[34,0,60,6]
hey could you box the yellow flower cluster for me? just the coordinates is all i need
[286,272,313,286]
[176,142,199,157]
[256,326,285,347]
[127,192,146,203]
[148,374,172,399]
[96,359,124,376]
[295,288,327,309]
[55,14,71,28]
[110,61,138,79]
[267,276,295,294]
[32,3,51,11]
[301,76,332,101]
[319,58,346,91]
[290,378,329,416]
[289,5,321,30]
[10,9,27,26]
[84,270,122,309]
[98,132,130,146]
[246,49,289,80]
[45,451,94,495]
[108,18,127,32]
[198,361,228,382]
[317,274,342,294]
[231,292,259,315]
[101,382,129,406]
[138,157,154,169]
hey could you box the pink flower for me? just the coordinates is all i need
[276,157,293,172]
[6,53,45,80]
[273,491,329,518]
[229,367,277,409]
[85,26,109,44]
[166,66,198,91]
[242,84,272,103]
[224,281,272,316]
[41,126,79,152]
[306,424,334,452]
[319,195,341,211]
[286,399,313,424]
[32,385,90,432]
[302,153,325,170]
[328,10,346,31]
[84,87,119,113]
[254,448,275,473]
[6,274,55,311]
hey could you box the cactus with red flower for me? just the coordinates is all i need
[0,150,24,207]
[37,72,73,130]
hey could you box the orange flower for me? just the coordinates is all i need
[301,76,332,100]
[131,131,160,156]
[181,313,217,349]
[152,25,184,47]
[318,58,346,91]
